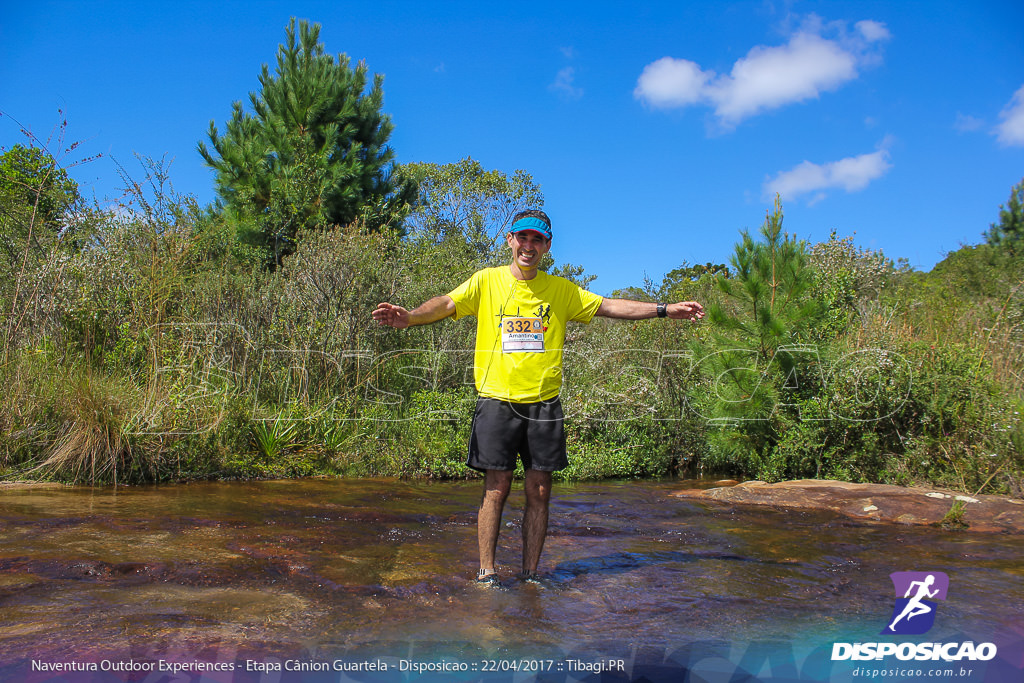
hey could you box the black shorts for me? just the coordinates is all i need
[466,397,568,473]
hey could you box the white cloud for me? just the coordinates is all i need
[550,66,583,100]
[709,32,858,124]
[954,113,985,133]
[764,146,892,203]
[633,57,711,108]
[995,85,1024,147]
[634,17,890,127]
[855,20,891,42]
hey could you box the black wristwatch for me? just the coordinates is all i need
[656,302,668,318]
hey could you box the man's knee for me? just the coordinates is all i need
[482,469,514,504]
[524,470,552,504]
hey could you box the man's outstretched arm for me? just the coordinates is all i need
[595,298,705,321]
[373,296,456,329]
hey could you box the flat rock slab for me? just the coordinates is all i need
[673,479,1024,533]
[0,482,67,489]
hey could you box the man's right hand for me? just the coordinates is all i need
[372,302,411,329]
[373,296,456,329]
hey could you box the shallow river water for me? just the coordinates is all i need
[1,478,1022,682]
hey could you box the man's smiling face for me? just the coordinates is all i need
[507,230,551,271]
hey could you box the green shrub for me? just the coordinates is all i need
[401,389,474,479]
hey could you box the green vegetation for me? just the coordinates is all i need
[1,21,1021,497]
[198,18,415,268]
[984,177,1024,253]
[940,500,969,531]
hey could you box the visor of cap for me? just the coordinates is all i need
[510,216,551,238]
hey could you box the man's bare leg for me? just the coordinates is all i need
[478,469,513,575]
[522,468,552,575]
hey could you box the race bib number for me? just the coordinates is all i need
[501,317,545,353]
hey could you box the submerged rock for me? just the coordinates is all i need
[673,479,1024,533]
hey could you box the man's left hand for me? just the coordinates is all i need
[669,301,705,321]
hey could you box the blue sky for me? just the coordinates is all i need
[3,0,1023,295]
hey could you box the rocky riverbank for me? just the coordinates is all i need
[674,479,1024,533]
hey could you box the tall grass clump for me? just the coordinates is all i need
[31,370,153,484]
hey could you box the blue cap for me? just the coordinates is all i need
[511,216,552,240]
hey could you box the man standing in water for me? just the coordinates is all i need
[372,210,704,583]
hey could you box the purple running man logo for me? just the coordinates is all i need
[882,571,949,635]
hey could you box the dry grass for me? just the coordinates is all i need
[31,371,153,485]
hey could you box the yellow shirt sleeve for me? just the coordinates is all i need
[448,271,482,320]
[566,284,603,324]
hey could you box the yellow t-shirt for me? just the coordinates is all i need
[448,266,604,403]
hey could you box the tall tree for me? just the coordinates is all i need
[198,18,415,267]
[984,177,1024,253]
[0,143,83,361]
[0,144,80,265]
[402,157,543,259]
[401,157,595,287]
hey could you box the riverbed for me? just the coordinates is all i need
[1,478,1022,682]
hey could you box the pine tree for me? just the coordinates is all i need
[713,195,822,359]
[694,196,826,474]
[984,177,1024,253]
[198,18,415,267]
